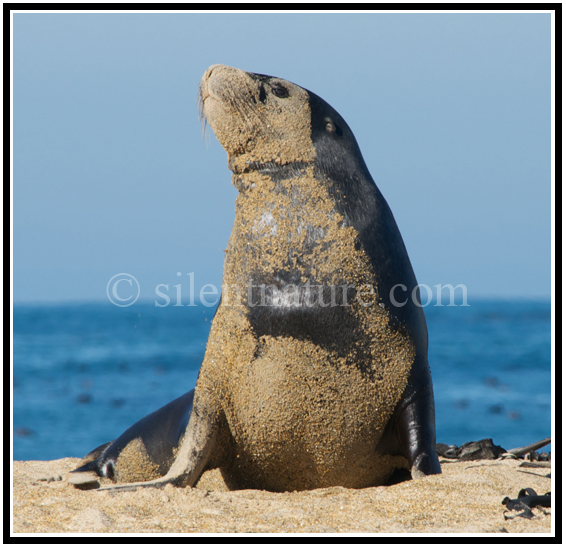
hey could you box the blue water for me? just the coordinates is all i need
[13,299,551,461]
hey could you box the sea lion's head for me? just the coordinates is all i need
[198,64,368,181]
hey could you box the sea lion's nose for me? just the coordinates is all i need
[203,64,228,82]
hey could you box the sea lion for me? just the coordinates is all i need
[69,64,441,491]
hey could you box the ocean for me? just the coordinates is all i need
[12,299,551,461]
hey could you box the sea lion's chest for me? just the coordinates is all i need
[225,170,367,284]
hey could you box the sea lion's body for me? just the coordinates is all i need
[69,65,440,491]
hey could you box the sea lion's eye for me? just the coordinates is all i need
[271,85,289,98]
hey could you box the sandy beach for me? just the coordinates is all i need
[12,457,552,535]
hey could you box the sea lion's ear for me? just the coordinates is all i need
[323,117,343,137]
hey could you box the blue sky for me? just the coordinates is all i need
[13,13,552,302]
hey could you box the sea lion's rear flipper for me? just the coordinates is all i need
[96,394,222,492]
[391,359,442,479]
[67,441,114,487]
[68,389,195,487]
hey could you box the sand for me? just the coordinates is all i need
[12,458,553,535]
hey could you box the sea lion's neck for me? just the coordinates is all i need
[230,157,311,176]
[230,159,318,195]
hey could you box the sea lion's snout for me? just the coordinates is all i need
[199,64,233,105]
[198,65,316,172]
[198,64,227,124]
[202,63,225,80]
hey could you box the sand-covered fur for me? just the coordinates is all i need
[68,65,440,492]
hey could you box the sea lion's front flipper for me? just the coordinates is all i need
[392,359,441,479]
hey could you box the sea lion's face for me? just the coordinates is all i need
[199,64,370,193]
[199,64,317,173]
